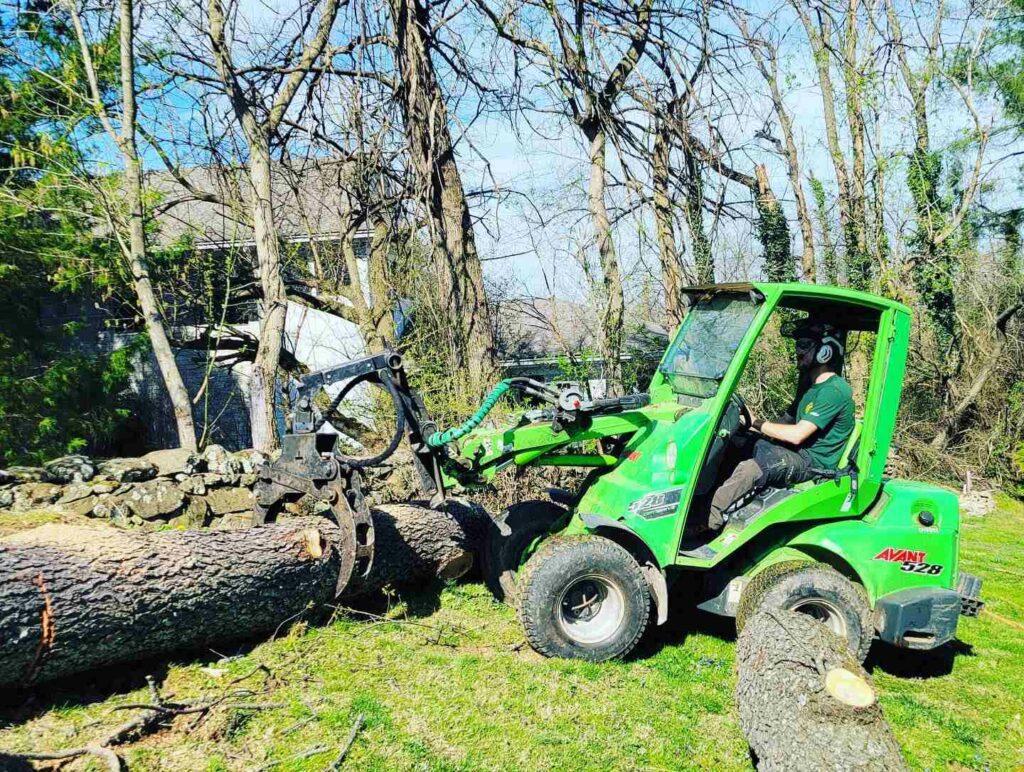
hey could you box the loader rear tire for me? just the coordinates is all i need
[518,535,650,661]
[737,561,874,663]
[481,500,565,604]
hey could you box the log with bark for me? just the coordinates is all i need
[735,609,907,771]
[0,501,486,690]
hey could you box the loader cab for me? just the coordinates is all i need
[648,283,912,567]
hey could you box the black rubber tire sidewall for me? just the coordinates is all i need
[517,535,650,662]
[481,500,565,604]
[737,563,874,663]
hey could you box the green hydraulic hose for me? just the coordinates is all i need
[427,379,514,447]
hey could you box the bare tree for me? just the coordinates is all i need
[203,0,342,452]
[792,0,865,286]
[645,34,712,323]
[678,130,793,282]
[931,297,1023,450]
[651,114,688,326]
[841,0,871,286]
[64,0,198,451]
[387,0,498,389]
[736,11,816,281]
[883,0,997,447]
[475,0,655,393]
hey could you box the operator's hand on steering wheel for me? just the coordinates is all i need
[730,392,753,430]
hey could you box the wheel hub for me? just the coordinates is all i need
[556,575,626,645]
[790,597,848,639]
[565,582,602,618]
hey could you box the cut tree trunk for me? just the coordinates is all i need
[0,502,487,690]
[735,609,907,771]
[348,500,487,595]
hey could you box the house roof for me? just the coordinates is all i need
[146,158,372,249]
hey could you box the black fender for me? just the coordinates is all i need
[580,513,669,626]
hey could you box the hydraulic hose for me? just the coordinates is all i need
[427,379,514,448]
[317,371,407,469]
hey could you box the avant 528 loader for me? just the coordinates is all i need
[255,282,983,662]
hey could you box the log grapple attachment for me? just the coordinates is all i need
[252,351,444,592]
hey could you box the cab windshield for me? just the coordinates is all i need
[660,294,760,398]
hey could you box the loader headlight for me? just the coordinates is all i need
[665,441,678,469]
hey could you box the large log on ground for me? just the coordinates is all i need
[349,500,488,595]
[0,501,486,690]
[735,609,907,772]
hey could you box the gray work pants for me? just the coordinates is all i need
[708,439,815,530]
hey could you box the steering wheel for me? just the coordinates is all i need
[730,391,752,430]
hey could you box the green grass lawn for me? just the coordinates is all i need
[2,497,1023,771]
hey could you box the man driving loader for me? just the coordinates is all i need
[706,318,856,533]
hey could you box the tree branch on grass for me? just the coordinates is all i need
[2,676,282,771]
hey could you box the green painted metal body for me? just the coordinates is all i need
[445,282,962,607]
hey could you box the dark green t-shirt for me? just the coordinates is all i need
[789,375,856,469]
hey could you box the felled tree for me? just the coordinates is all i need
[735,610,906,771]
[0,502,486,690]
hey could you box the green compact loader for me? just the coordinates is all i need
[255,282,983,663]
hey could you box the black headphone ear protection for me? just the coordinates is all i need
[816,335,843,364]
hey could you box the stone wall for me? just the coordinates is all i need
[0,446,266,530]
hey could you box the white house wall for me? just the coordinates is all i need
[98,299,369,452]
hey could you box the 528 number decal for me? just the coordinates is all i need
[874,547,944,576]
[899,561,943,575]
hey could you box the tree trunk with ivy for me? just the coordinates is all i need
[682,140,713,285]
[810,175,839,285]
[754,165,793,283]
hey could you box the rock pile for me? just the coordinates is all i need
[0,446,266,529]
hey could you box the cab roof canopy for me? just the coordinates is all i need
[681,282,908,332]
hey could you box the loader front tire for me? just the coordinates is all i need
[518,535,650,661]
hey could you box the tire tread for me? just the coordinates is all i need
[737,561,874,662]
